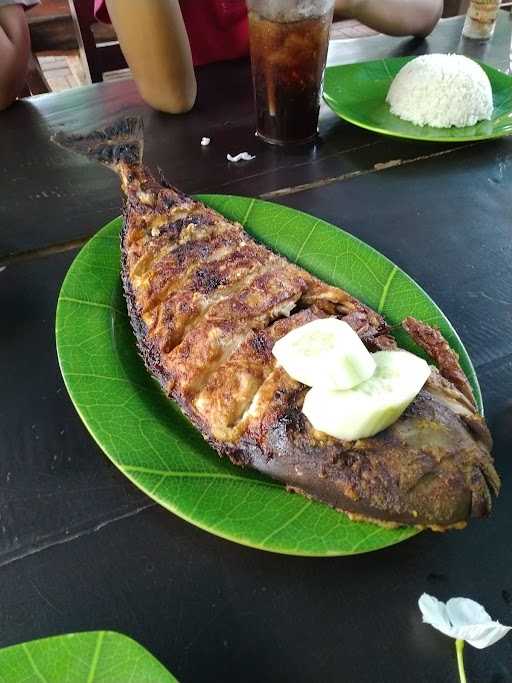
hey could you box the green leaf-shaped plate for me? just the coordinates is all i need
[56,196,482,556]
[0,631,177,683]
[324,56,512,142]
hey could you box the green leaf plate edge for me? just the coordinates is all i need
[0,631,177,683]
[56,195,482,556]
[324,56,512,142]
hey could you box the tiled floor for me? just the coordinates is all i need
[37,52,87,91]
[330,19,377,39]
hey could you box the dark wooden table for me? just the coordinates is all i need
[1,13,511,683]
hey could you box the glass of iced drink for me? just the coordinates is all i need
[246,0,335,145]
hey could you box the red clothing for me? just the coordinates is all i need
[94,0,249,67]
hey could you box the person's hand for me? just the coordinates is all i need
[105,0,196,114]
[0,4,31,111]
[334,0,443,38]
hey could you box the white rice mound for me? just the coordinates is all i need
[386,54,493,128]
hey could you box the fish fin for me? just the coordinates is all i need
[52,117,144,169]
[402,316,476,407]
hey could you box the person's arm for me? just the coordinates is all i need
[0,3,30,111]
[105,0,196,114]
[334,0,443,38]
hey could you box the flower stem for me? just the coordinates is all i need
[456,639,467,683]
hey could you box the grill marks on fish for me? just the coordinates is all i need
[194,308,325,441]
[162,268,309,400]
[118,170,498,529]
[53,118,500,531]
[122,178,364,411]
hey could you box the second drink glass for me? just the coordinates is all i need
[246,0,335,145]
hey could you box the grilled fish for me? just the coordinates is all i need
[54,118,500,530]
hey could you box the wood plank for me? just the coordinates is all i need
[29,14,78,52]
[29,13,117,53]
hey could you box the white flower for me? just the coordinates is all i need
[227,152,255,162]
[201,137,210,146]
[419,593,512,649]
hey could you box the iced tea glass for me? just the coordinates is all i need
[246,0,335,145]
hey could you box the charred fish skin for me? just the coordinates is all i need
[53,118,500,531]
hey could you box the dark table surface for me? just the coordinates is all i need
[1,12,511,683]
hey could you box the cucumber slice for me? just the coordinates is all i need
[272,318,376,390]
[302,350,431,440]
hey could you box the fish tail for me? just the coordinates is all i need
[52,116,144,172]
